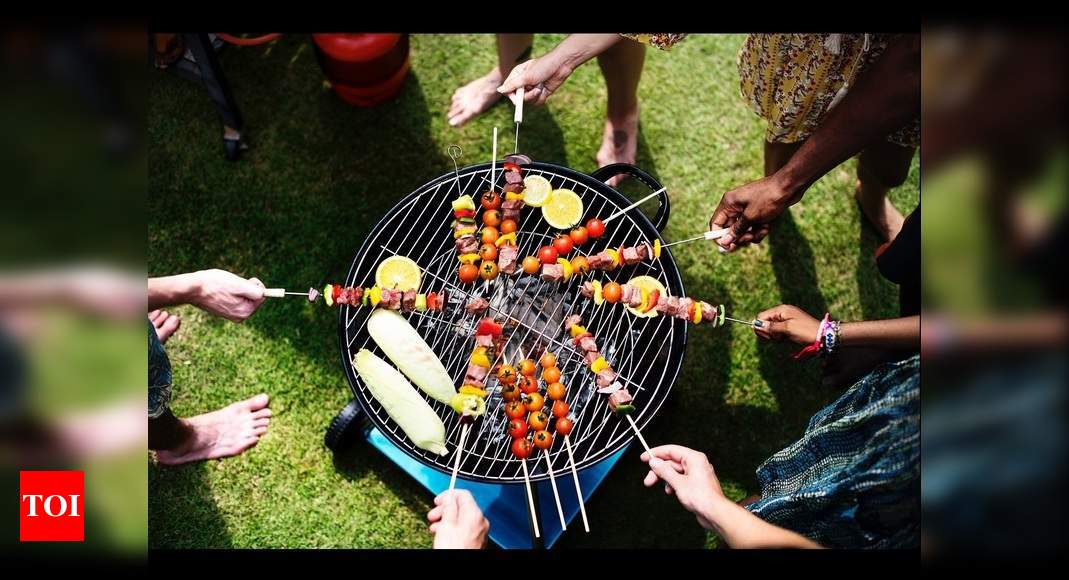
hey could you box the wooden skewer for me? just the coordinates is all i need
[659,227,732,249]
[491,127,498,188]
[513,87,524,153]
[448,422,470,492]
[543,450,568,530]
[563,435,590,532]
[602,187,667,225]
[520,459,541,539]
[624,414,653,456]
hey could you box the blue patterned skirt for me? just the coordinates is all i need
[746,354,920,548]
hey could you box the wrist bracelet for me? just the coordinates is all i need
[821,320,841,355]
[792,313,830,360]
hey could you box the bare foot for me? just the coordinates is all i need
[448,68,504,127]
[596,106,640,188]
[149,309,181,344]
[156,394,271,466]
[855,181,905,242]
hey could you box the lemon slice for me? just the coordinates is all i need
[542,188,584,229]
[625,275,667,318]
[375,256,422,291]
[521,175,552,207]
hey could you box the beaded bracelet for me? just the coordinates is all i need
[793,313,831,360]
[822,320,841,355]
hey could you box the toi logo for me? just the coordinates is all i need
[20,470,84,542]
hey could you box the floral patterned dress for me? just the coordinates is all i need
[737,33,919,147]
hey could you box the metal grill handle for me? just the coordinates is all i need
[590,163,670,232]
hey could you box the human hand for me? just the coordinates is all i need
[640,445,727,530]
[497,51,575,107]
[709,175,799,252]
[753,304,821,345]
[427,489,489,549]
[191,269,265,322]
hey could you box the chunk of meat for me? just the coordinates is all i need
[607,389,633,410]
[540,264,564,283]
[596,382,622,395]
[675,297,695,321]
[578,336,599,353]
[503,154,532,165]
[590,252,615,270]
[655,295,675,314]
[595,368,617,388]
[621,247,640,265]
[504,170,523,184]
[464,363,489,385]
[474,334,494,348]
[501,199,525,211]
[503,182,524,194]
[465,297,489,315]
[402,290,416,311]
[336,287,351,305]
[455,234,479,254]
[585,349,601,365]
[349,286,363,305]
[700,301,718,322]
[579,281,594,298]
[563,314,583,331]
[498,244,519,274]
[624,285,643,308]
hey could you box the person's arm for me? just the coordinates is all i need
[640,445,822,549]
[713,34,921,249]
[148,269,265,323]
[497,34,624,106]
[754,304,920,350]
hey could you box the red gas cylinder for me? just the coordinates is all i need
[312,34,410,107]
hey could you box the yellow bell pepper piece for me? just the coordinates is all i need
[557,258,574,281]
[494,232,517,247]
[457,253,480,264]
[505,191,525,201]
[470,347,491,368]
[459,385,488,398]
[569,324,587,338]
[591,357,608,373]
[605,248,621,268]
[653,239,661,259]
[592,280,604,305]
[453,227,477,239]
[692,302,703,324]
[368,286,382,308]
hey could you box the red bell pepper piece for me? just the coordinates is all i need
[642,290,660,313]
[454,209,475,219]
[503,162,522,174]
[476,318,503,338]
[572,332,593,347]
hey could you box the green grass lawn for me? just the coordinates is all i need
[148,33,918,548]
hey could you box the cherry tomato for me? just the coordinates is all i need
[458,263,479,284]
[602,282,622,303]
[551,400,570,418]
[522,256,540,275]
[507,418,528,439]
[481,226,499,244]
[501,383,521,402]
[518,374,539,394]
[533,430,554,450]
[497,364,516,385]
[483,210,502,227]
[539,352,557,369]
[586,218,606,238]
[511,437,533,459]
[478,243,498,262]
[570,256,589,275]
[553,235,574,256]
[555,417,574,436]
[538,246,558,264]
[480,260,499,280]
[542,366,561,384]
[569,226,589,245]
[546,382,566,401]
[480,190,501,210]
[505,400,526,420]
[500,219,518,234]
[518,359,537,376]
[525,392,545,412]
[528,411,550,431]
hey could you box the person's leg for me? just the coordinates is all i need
[448,34,534,127]
[148,309,180,344]
[595,39,646,184]
[152,393,272,466]
[856,141,916,242]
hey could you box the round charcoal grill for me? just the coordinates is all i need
[337,161,687,483]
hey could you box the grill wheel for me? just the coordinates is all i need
[330,161,687,484]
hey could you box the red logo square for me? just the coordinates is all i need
[19,470,84,542]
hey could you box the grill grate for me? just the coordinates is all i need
[340,162,687,483]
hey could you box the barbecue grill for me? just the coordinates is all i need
[326,160,687,540]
